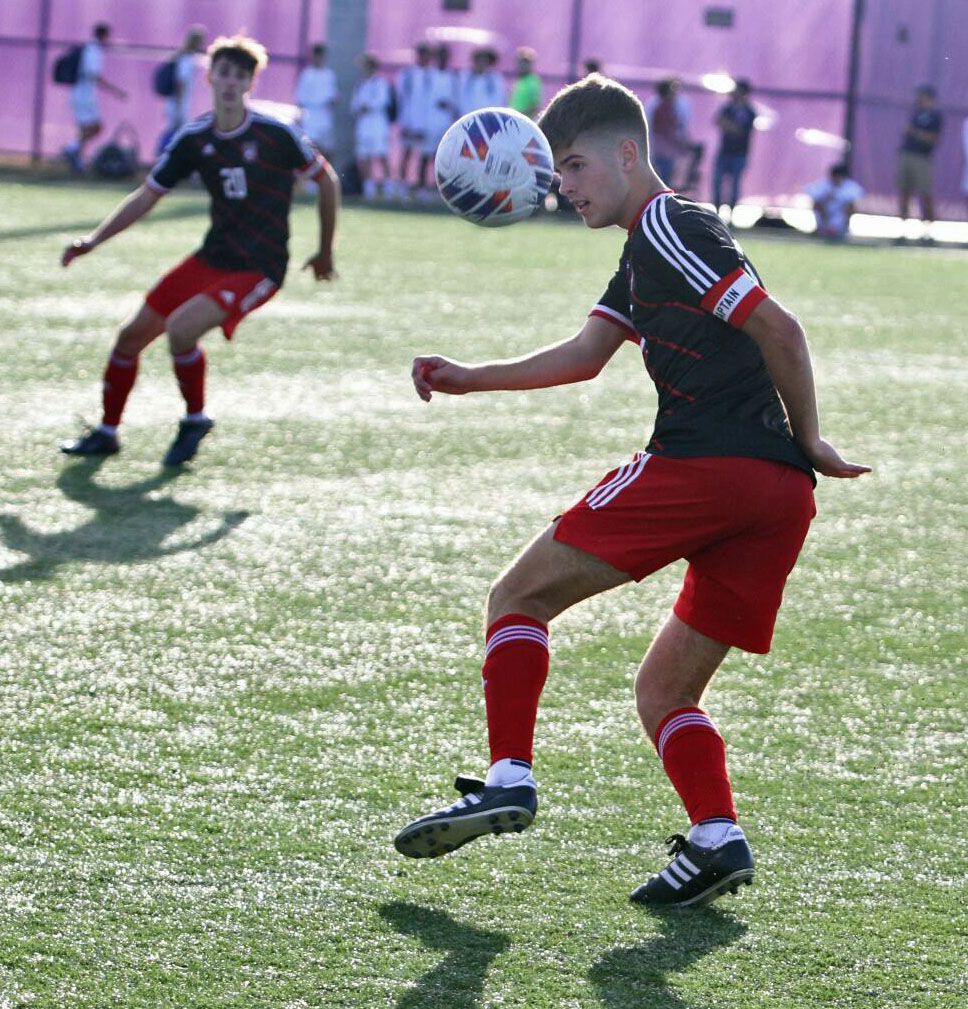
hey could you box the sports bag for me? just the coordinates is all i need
[52,45,83,85]
[153,60,177,97]
[92,122,140,179]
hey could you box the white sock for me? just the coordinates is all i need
[688,818,746,850]
[184,411,209,423]
[485,757,536,789]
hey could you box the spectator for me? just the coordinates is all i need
[896,84,942,237]
[395,42,434,199]
[157,25,206,155]
[509,47,543,120]
[62,23,127,174]
[295,43,338,162]
[417,45,458,201]
[963,114,968,216]
[350,53,393,200]
[460,46,506,116]
[645,78,690,186]
[804,163,864,241]
[711,79,756,219]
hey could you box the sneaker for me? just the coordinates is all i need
[59,427,119,457]
[61,146,83,174]
[630,830,754,909]
[394,773,537,859]
[163,417,214,466]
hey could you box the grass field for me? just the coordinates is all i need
[0,175,965,1009]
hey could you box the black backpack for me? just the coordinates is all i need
[153,60,177,97]
[92,122,140,179]
[52,45,83,86]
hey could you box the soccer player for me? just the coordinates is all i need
[60,35,339,466]
[350,53,394,201]
[395,74,870,908]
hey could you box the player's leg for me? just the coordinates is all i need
[711,153,725,213]
[394,523,630,859]
[60,301,166,456]
[160,294,225,466]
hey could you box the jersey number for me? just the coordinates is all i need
[220,167,248,200]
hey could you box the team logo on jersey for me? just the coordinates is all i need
[219,290,236,305]
[242,142,258,162]
[202,143,215,156]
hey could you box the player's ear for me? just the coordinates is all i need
[617,137,639,172]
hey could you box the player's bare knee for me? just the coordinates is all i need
[486,573,548,625]
[166,324,199,356]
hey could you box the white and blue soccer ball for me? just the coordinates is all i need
[434,107,555,227]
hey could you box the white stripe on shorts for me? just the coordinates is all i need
[586,453,651,510]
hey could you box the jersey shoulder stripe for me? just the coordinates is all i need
[251,112,319,163]
[639,195,718,294]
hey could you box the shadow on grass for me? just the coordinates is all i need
[379,901,509,1009]
[0,458,248,582]
[590,907,748,1009]
[0,200,207,242]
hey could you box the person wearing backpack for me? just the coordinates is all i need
[62,23,128,174]
[157,25,207,154]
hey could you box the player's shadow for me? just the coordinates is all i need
[590,908,748,1009]
[0,458,249,582]
[379,901,510,1009]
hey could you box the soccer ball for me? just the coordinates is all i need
[434,107,554,227]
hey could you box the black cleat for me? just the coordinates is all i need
[630,831,755,909]
[394,774,537,859]
[60,428,119,457]
[163,418,214,466]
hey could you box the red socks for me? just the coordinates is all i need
[655,707,737,824]
[172,346,206,415]
[482,614,549,765]
[101,350,139,427]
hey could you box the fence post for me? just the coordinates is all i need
[31,0,54,164]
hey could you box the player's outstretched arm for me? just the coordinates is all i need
[743,297,871,479]
[412,316,627,402]
[302,161,341,281]
[61,184,162,267]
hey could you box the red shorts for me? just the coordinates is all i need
[553,454,816,653]
[145,254,279,339]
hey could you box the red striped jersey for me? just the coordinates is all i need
[148,111,328,285]
[592,191,813,478]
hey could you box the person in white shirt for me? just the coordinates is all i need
[418,45,458,200]
[158,25,206,154]
[804,163,865,241]
[459,46,506,117]
[63,23,127,173]
[350,53,393,200]
[296,43,339,161]
[394,42,434,199]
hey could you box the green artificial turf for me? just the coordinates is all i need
[0,176,964,1008]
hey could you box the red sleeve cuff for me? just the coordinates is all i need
[590,305,637,340]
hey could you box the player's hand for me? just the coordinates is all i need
[302,250,337,281]
[62,238,95,267]
[803,438,871,479]
[412,355,474,402]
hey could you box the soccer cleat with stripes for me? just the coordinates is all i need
[630,830,754,908]
[163,417,214,466]
[60,427,120,457]
[394,773,537,859]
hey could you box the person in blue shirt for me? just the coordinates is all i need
[896,84,943,235]
[711,80,755,219]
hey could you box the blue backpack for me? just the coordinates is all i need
[153,60,177,97]
[52,45,83,86]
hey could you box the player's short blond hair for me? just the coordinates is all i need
[207,35,269,76]
[539,73,649,156]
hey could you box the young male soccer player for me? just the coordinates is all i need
[395,75,870,908]
[60,35,339,466]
